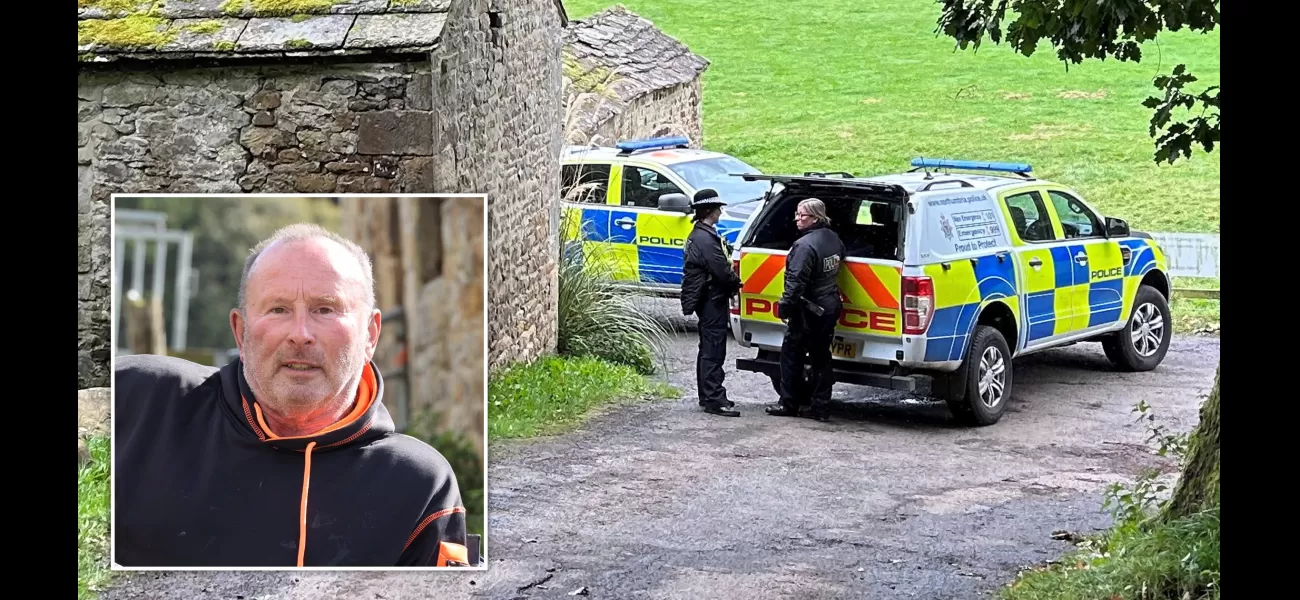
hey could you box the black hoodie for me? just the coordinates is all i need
[112,353,469,567]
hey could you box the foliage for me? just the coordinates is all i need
[934,0,1220,165]
[78,436,113,600]
[555,200,677,375]
[488,355,679,440]
[1001,398,1218,599]
[1000,506,1219,600]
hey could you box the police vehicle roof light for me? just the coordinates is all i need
[616,136,690,155]
[910,157,1033,175]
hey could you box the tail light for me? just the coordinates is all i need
[901,276,934,335]
[730,259,742,314]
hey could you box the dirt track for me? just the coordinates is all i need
[102,300,1218,599]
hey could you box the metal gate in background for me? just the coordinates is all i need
[113,208,195,356]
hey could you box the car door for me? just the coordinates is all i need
[999,188,1078,351]
[1043,188,1127,334]
[559,162,637,280]
[611,163,694,286]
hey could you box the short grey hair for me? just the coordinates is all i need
[237,223,376,312]
[799,198,831,225]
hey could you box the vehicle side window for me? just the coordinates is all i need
[1003,191,1057,243]
[1046,190,1103,239]
[621,165,685,208]
[561,164,611,204]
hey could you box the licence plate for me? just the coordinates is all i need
[831,339,857,359]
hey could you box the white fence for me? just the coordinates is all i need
[1148,232,1219,280]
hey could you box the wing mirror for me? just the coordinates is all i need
[659,193,691,214]
[1105,216,1130,238]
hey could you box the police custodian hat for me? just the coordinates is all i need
[691,188,726,209]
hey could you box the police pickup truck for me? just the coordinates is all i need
[729,158,1173,425]
[559,136,769,298]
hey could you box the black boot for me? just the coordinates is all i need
[765,402,800,417]
[703,402,740,417]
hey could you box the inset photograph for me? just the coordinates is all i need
[109,193,486,569]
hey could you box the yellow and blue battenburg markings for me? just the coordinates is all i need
[560,204,746,286]
[921,253,1019,362]
[915,236,1164,363]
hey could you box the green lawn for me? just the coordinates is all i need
[562,0,1220,235]
[78,436,113,600]
[489,355,680,440]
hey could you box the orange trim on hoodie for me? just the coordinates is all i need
[436,541,469,567]
[252,364,376,440]
[239,364,378,567]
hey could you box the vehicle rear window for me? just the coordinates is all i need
[747,189,903,260]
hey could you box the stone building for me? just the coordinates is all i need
[339,195,485,453]
[561,6,710,147]
[77,0,567,391]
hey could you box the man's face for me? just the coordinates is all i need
[231,238,379,412]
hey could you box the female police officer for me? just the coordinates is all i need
[681,188,743,417]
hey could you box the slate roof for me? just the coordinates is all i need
[562,5,709,103]
[77,0,489,62]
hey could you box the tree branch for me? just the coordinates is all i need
[935,0,1220,165]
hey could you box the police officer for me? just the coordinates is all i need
[681,188,743,417]
[766,198,846,422]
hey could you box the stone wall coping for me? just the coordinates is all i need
[77,1,453,61]
[78,1,570,62]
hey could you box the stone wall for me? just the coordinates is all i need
[341,195,485,454]
[77,57,435,388]
[430,0,565,370]
[77,0,568,388]
[571,79,704,148]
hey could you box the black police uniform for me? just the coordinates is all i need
[681,194,742,416]
[769,221,846,420]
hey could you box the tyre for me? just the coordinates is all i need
[1102,284,1171,372]
[942,325,1013,426]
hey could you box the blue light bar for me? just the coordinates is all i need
[616,136,690,154]
[910,157,1033,175]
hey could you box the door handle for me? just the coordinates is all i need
[1074,250,1088,264]
[995,251,1008,262]
[1028,257,1042,269]
[614,217,635,229]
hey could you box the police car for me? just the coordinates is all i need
[559,136,769,297]
[729,158,1173,425]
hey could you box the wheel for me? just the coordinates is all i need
[942,325,1012,426]
[1102,284,1171,372]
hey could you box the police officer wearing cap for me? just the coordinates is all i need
[681,188,743,417]
[767,197,846,422]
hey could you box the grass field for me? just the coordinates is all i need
[562,0,1220,235]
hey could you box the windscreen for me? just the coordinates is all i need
[667,156,771,204]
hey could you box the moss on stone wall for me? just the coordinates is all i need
[184,20,224,35]
[213,40,237,51]
[284,38,315,49]
[222,0,341,17]
[78,0,151,12]
[78,14,178,49]
[563,52,619,98]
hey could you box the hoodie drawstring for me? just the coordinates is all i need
[298,441,316,567]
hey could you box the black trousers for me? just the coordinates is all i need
[779,301,841,414]
[695,296,731,407]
